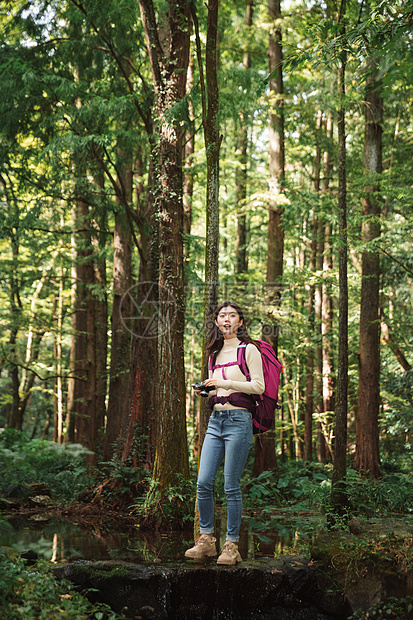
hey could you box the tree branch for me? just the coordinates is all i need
[380,247,413,277]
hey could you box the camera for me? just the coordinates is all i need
[192,381,215,398]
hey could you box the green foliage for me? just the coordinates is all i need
[243,470,282,509]
[340,533,413,577]
[241,464,330,543]
[348,596,413,620]
[0,430,92,502]
[133,473,195,528]
[240,461,413,543]
[0,553,120,620]
[339,469,413,517]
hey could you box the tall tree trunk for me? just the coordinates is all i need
[191,0,221,536]
[354,57,383,479]
[331,15,348,512]
[4,187,22,430]
[310,110,327,463]
[322,113,335,460]
[192,0,221,446]
[92,202,108,456]
[122,156,158,471]
[235,1,253,275]
[254,0,285,476]
[66,208,77,444]
[54,263,64,445]
[304,213,316,462]
[183,52,195,247]
[266,0,285,296]
[139,0,191,496]
[67,199,99,464]
[104,158,133,462]
[315,219,326,462]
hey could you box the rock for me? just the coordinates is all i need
[348,517,366,535]
[53,557,344,619]
[29,495,52,506]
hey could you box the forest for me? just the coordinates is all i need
[1,0,413,617]
[0,0,413,547]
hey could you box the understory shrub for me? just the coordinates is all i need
[0,429,92,502]
[132,473,195,528]
[0,552,120,619]
[342,469,413,516]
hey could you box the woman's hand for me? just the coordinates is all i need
[203,378,218,388]
[192,378,218,397]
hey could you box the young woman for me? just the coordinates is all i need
[185,301,264,565]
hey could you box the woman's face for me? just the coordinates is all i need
[215,306,243,339]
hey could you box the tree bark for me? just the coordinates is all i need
[304,213,316,463]
[266,0,285,291]
[331,18,348,512]
[190,0,221,535]
[322,113,335,460]
[354,57,383,479]
[4,184,22,430]
[104,157,133,462]
[54,263,64,445]
[139,0,191,493]
[66,198,100,465]
[92,203,108,456]
[192,0,221,446]
[235,1,253,275]
[315,219,326,462]
[183,52,195,247]
[122,157,158,471]
[254,0,285,476]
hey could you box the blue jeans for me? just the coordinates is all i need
[197,409,253,543]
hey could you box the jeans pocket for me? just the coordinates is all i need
[228,410,252,424]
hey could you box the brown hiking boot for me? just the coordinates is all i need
[217,541,242,565]
[185,535,217,559]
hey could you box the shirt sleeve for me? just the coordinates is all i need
[215,343,265,395]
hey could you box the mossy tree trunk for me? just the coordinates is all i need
[192,0,221,447]
[139,0,191,499]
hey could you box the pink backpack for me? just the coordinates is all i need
[209,340,283,434]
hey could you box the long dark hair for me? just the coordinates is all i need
[206,301,259,358]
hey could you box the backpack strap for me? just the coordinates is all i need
[209,342,255,381]
[237,343,250,380]
[209,348,241,380]
[208,351,217,373]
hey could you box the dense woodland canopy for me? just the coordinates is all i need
[0,0,412,514]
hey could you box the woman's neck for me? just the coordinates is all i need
[222,337,240,347]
